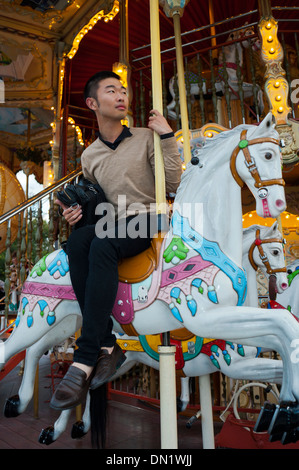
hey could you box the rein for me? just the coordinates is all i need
[248,228,286,275]
[230,129,285,189]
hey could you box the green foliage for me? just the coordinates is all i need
[0,218,51,282]
[15,146,50,166]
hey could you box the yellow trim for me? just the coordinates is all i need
[117,339,144,352]
[67,1,119,60]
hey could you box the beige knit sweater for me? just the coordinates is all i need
[81,127,182,219]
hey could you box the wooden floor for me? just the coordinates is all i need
[0,354,223,451]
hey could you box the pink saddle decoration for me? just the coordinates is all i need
[112,283,134,325]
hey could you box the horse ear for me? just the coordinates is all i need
[251,112,276,137]
[263,221,278,238]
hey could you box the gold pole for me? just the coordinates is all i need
[258,0,272,18]
[209,0,217,59]
[149,0,167,213]
[150,0,178,450]
[172,12,191,164]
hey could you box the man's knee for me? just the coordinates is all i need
[67,226,95,254]
[89,235,119,261]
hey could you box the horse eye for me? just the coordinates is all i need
[272,249,279,256]
[265,152,272,160]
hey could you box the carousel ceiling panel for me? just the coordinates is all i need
[0,0,298,160]
[68,0,299,109]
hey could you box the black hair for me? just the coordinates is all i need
[84,71,121,101]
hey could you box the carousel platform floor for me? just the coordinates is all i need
[0,354,223,451]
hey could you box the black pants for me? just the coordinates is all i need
[66,214,152,366]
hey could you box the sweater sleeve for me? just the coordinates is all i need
[147,132,182,194]
[81,151,98,184]
[160,135,182,193]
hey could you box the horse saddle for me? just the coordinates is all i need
[118,233,165,283]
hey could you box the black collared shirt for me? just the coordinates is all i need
[98,125,174,150]
[98,125,132,150]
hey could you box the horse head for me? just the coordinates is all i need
[235,24,261,51]
[244,222,288,294]
[232,113,286,218]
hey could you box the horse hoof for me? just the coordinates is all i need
[254,402,277,432]
[176,398,185,413]
[281,428,299,445]
[4,395,20,418]
[39,426,55,445]
[268,402,299,436]
[71,420,87,439]
[269,431,285,442]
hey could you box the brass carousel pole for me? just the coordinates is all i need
[258,0,290,238]
[149,0,178,449]
[162,0,215,449]
[162,0,191,164]
[113,0,134,126]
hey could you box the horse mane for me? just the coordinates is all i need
[176,122,252,195]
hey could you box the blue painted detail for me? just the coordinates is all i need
[170,287,181,301]
[47,250,70,277]
[171,211,247,305]
[191,278,202,289]
[256,347,262,357]
[47,311,56,326]
[15,315,20,327]
[21,297,29,314]
[210,354,220,369]
[27,313,33,328]
[223,350,231,365]
[138,335,203,363]
[187,298,197,316]
[237,344,245,356]
[37,299,48,317]
[207,289,218,304]
[169,302,183,322]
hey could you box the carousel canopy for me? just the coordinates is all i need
[0,0,298,174]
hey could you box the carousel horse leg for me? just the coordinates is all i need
[39,388,91,445]
[4,341,44,417]
[5,314,79,418]
[71,391,91,439]
[39,409,72,445]
[178,376,190,412]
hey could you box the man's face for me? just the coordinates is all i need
[88,77,128,121]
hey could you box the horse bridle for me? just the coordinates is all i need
[248,228,286,275]
[230,129,285,189]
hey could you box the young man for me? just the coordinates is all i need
[51,71,182,410]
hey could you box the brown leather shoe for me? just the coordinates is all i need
[50,365,91,410]
[90,343,126,390]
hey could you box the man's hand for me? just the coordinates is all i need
[148,109,173,135]
[56,199,82,226]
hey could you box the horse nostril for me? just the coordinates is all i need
[276,199,285,208]
[281,283,288,290]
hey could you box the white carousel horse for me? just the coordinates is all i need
[218,26,264,115]
[113,222,288,404]
[277,260,299,316]
[167,25,264,121]
[38,221,288,444]
[2,114,297,447]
